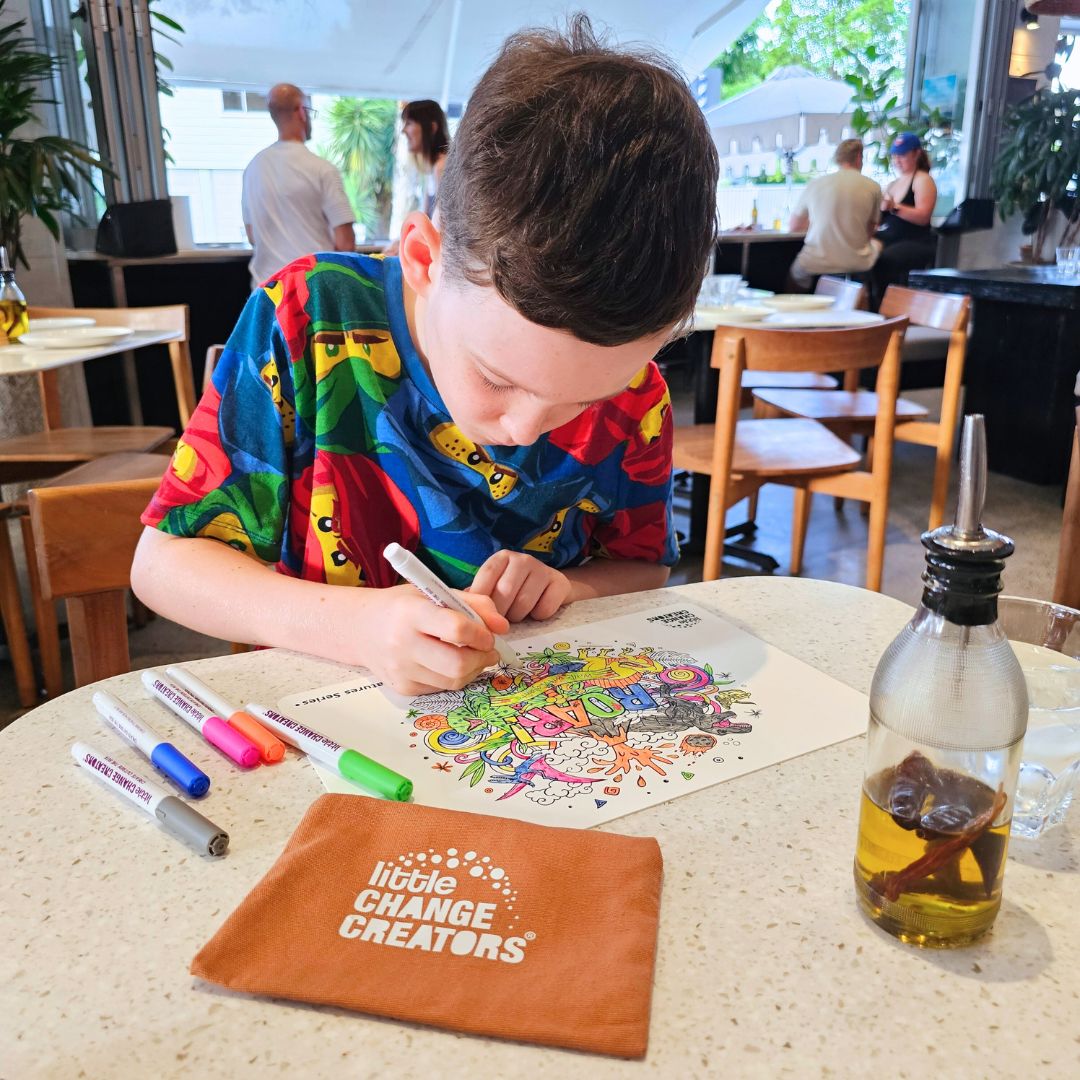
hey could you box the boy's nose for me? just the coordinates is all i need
[501,407,549,446]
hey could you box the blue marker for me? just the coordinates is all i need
[92,689,211,798]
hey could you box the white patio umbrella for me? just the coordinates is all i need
[161,0,769,103]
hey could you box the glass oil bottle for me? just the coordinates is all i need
[854,415,1028,947]
[0,247,28,342]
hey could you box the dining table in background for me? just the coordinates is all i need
[1,576,1075,1079]
[714,228,806,291]
[0,328,183,430]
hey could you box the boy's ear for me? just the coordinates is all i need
[398,212,442,297]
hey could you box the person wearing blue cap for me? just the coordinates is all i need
[871,132,937,306]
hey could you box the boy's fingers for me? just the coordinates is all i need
[506,574,548,623]
[410,634,498,687]
[459,591,511,635]
[424,607,495,650]
[531,579,566,621]
[470,550,511,598]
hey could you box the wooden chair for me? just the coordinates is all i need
[753,287,971,529]
[17,453,168,698]
[0,504,37,707]
[27,473,163,688]
[816,274,867,311]
[203,344,226,394]
[739,277,863,400]
[673,317,907,591]
[1053,414,1080,610]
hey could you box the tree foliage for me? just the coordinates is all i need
[320,97,396,239]
[712,0,910,100]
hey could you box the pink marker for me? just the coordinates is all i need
[140,669,260,768]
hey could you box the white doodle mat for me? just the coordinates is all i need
[278,601,868,827]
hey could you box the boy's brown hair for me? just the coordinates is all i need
[437,14,719,347]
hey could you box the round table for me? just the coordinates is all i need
[2,578,1076,1078]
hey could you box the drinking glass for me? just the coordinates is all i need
[999,596,1080,839]
[1055,246,1080,276]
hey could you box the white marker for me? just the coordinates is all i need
[383,542,517,666]
[70,741,228,856]
[92,689,210,797]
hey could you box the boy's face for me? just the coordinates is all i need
[407,235,672,448]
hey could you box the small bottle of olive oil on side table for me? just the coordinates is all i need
[0,247,29,342]
[854,415,1028,947]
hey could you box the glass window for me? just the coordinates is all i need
[222,90,243,112]
[245,92,268,112]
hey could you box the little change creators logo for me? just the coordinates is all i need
[338,848,531,964]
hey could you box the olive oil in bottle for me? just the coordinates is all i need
[0,248,28,342]
[853,416,1028,947]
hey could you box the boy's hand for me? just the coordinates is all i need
[358,585,509,697]
[470,551,572,623]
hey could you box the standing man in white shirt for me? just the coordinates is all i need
[786,139,881,292]
[241,83,356,288]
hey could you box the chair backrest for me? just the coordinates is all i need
[815,275,867,311]
[28,476,161,687]
[879,286,969,332]
[1053,411,1080,610]
[30,304,196,428]
[203,344,226,394]
[713,317,908,375]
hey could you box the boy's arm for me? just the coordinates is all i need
[562,557,670,600]
[131,528,508,697]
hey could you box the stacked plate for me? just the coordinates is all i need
[760,294,837,312]
[19,318,134,349]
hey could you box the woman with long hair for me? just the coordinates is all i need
[401,99,450,215]
[870,132,937,306]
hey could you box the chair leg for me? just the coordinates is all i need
[790,488,813,576]
[20,515,63,700]
[928,443,951,532]
[0,518,39,708]
[859,436,875,517]
[66,593,130,687]
[745,489,759,525]
[866,494,888,592]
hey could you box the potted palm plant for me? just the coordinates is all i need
[0,0,102,267]
[991,86,1080,264]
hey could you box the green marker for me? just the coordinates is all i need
[246,703,413,801]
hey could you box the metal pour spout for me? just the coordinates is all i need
[955,414,987,540]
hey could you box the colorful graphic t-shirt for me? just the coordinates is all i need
[142,253,677,590]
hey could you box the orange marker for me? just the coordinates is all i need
[164,666,285,764]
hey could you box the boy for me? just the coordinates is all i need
[131,16,719,697]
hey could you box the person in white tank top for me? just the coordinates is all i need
[241,83,355,288]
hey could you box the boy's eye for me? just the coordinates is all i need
[478,372,512,393]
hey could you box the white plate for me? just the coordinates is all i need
[19,326,134,348]
[696,304,773,327]
[762,310,886,328]
[29,316,97,331]
[761,294,837,311]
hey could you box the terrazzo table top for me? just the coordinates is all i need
[2,578,1077,1078]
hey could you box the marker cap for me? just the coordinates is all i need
[150,742,211,798]
[156,795,229,857]
[202,715,260,768]
[227,710,286,764]
[339,749,413,801]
